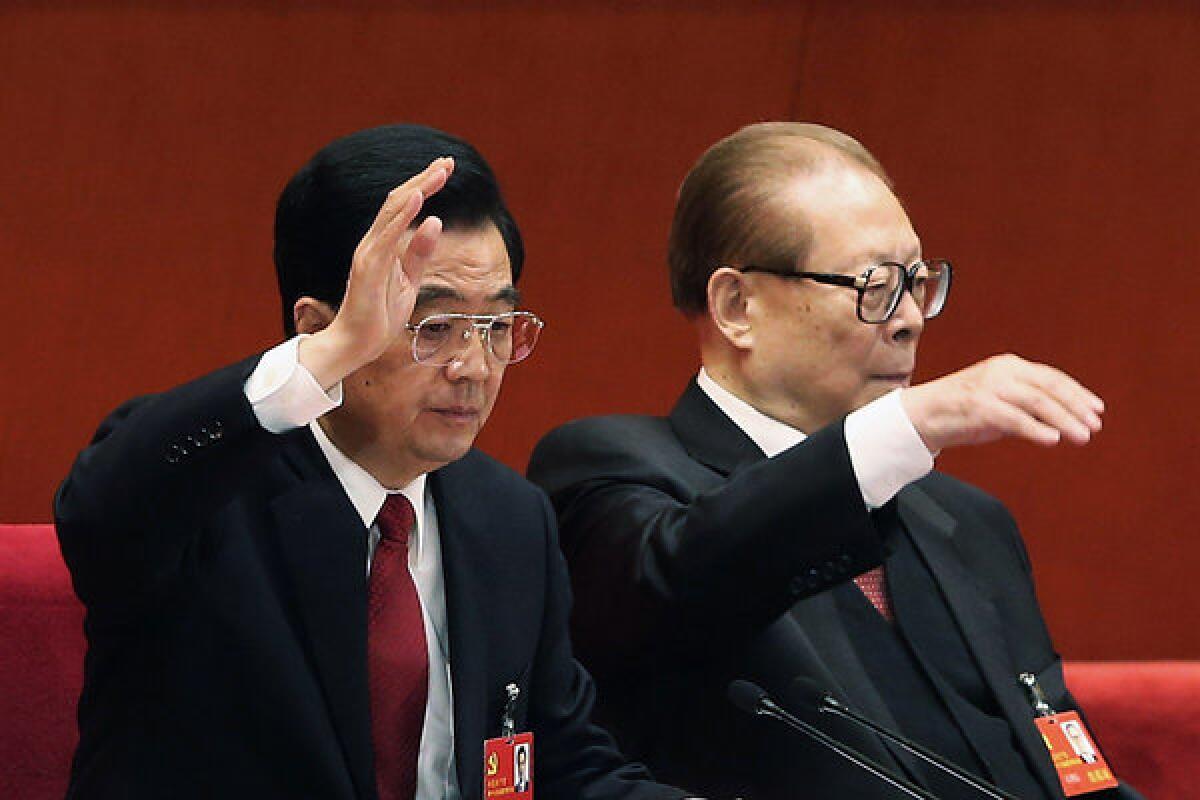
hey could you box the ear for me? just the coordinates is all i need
[293,297,337,335]
[705,267,755,350]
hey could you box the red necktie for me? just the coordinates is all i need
[369,494,428,800]
[854,565,894,622]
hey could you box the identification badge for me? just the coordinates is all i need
[1035,711,1118,796]
[484,731,533,799]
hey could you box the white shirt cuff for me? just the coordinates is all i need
[844,388,934,509]
[244,335,343,433]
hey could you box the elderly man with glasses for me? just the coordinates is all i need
[529,123,1141,800]
[55,125,694,800]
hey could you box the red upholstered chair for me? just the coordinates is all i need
[1066,660,1199,800]
[1,522,1195,799]
[0,524,83,800]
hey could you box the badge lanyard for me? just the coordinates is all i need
[484,682,534,799]
[1018,672,1118,797]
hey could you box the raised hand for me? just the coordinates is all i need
[901,353,1105,452]
[299,157,453,388]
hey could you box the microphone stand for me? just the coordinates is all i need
[735,685,940,800]
[816,693,1021,800]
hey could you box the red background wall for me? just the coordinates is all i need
[2,2,1196,660]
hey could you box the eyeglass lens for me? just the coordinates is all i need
[860,261,949,322]
[412,313,542,365]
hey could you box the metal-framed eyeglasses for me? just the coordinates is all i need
[737,259,952,324]
[405,311,545,366]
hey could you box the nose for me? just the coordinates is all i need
[887,287,925,343]
[444,324,493,381]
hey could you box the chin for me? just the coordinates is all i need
[414,437,476,468]
[848,387,894,414]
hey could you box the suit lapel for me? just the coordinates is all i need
[898,486,1062,798]
[669,381,920,778]
[785,592,926,778]
[430,459,490,800]
[269,429,375,799]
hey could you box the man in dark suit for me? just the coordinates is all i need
[528,123,1140,799]
[55,125,690,800]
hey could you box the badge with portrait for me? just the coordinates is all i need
[1035,711,1118,796]
[484,732,533,799]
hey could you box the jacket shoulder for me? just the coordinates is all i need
[913,470,1012,521]
[527,413,711,507]
[532,414,682,464]
[908,469,1029,571]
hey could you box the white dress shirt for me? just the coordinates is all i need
[696,368,934,509]
[245,336,460,800]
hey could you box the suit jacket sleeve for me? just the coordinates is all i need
[527,415,886,669]
[527,491,691,800]
[55,354,277,606]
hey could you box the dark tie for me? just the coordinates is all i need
[369,494,428,800]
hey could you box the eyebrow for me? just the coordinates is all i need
[856,249,922,267]
[414,285,521,308]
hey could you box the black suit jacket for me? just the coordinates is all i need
[528,381,1140,800]
[55,355,685,800]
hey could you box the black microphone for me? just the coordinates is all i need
[727,680,939,800]
[790,677,1021,800]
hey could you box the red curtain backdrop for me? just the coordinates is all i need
[2,2,1197,660]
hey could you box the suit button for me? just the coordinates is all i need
[790,571,822,594]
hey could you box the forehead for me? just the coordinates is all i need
[779,162,920,268]
[415,223,515,306]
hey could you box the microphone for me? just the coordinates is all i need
[790,677,1020,800]
[727,680,939,800]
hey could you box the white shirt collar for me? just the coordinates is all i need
[696,367,807,458]
[308,419,427,537]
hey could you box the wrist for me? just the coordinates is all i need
[298,328,366,391]
[899,386,943,454]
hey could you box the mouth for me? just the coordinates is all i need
[428,406,482,424]
[872,372,913,386]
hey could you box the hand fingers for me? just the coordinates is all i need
[391,215,443,297]
[909,355,1107,452]
[363,157,453,317]
[364,156,455,240]
[407,215,443,260]
[368,157,456,265]
[996,380,1094,445]
[372,187,427,263]
[987,396,1064,447]
[416,156,453,197]
[1021,362,1104,425]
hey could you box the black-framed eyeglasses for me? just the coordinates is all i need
[738,259,953,324]
[404,311,545,366]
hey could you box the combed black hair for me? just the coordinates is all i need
[273,124,524,335]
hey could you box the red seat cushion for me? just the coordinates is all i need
[1066,660,1200,800]
[0,524,84,800]
[1,523,1194,800]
